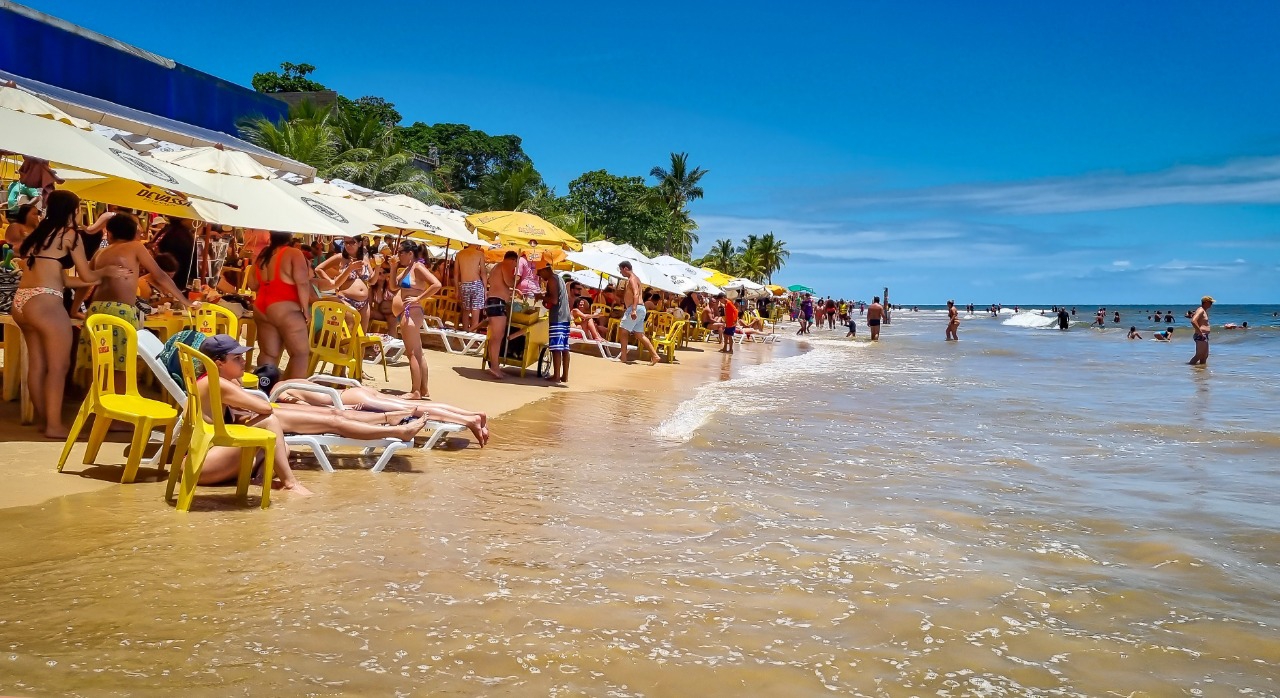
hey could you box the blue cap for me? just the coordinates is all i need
[202,334,249,359]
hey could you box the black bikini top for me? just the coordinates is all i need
[26,229,77,270]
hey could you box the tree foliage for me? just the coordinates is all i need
[650,152,708,256]
[399,123,531,193]
[564,170,669,253]
[695,232,789,282]
[251,62,327,94]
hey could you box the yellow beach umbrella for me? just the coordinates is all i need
[465,211,582,251]
[767,284,787,296]
[56,169,202,218]
[700,267,736,287]
[482,241,567,266]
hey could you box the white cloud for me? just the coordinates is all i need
[834,155,1280,214]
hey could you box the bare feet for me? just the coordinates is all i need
[282,481,314,496]
[649,356,659,366]
[394,417,428,441]
[486,369,506,380]
[43,428,69,440]
[477,412,488,429]
[466,418,488,447]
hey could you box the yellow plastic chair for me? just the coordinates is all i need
[308,300,385,381]
[166,344,277,510]
[649,320,686,364]
[57,314,180,484]
[192,303,239,338]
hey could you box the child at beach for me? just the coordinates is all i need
[1127,326,1142,340]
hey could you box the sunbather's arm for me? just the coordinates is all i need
[221,380,275,416]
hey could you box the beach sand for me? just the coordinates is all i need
[0,340,730,511]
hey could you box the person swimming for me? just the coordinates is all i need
[1127,326,1142,340]
[1153,328,1174,341]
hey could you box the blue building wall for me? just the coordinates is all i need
[0,8,288,136]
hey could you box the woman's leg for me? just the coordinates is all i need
[20,296,74,438]
[15,314,47,429]
[400,306,428,399]
[245,413,311,495]
[267,302,311,380]
[273,405,426,442]
[255,316,284,369]
[359,303,372,332]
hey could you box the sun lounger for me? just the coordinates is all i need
[569,336,624,359]
[137,332,463,473]
[421,315,487,356]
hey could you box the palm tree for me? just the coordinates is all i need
[238,108,336,170]
[698,238,738,275]
[736,247,766,282]
[466,162,543,212]
[650,152,708,256]
[555,211,605,244]
[754,232,789,283]
[240,100,455,206]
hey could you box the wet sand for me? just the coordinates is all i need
[0,340,729,510]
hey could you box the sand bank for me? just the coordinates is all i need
[0,339,737,511]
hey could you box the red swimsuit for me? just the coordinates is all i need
[253,251,301,314]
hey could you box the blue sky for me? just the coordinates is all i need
[28,0,1280,303]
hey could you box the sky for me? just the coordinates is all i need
[25,0,1280,303]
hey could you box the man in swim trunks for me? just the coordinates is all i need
[537,266,572,382]
[453,243,486,331]
[80,213,195,387]
[718,292,738,354]
[867,296,885,341]
[484,251,518,379]
[946,299,960,341]
[616,261,659,365]
[1188,295,1213,366]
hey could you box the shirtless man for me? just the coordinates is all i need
[616,261,659,365]
[867,296,885,341]
[453,243,486,331]
[484,251,518,379]
[82,213,196,389]
[1188,295,1213,366]
[945,299,960,341]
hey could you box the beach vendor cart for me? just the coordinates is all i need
[481,300,549,378]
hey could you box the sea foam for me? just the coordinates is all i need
[1002,312,1059,329]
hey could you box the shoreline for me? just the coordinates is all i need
[0,337,755,512]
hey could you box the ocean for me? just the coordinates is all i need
[0,305,1277,696]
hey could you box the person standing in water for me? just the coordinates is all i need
[945,299,960,341]
[867,296,885,341]
[1188,295,1213,366]
[1057,307,1070,330]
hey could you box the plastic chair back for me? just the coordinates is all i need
[176,343,234,442]
[193,304,239,338]
[85,314,141,400]
[309,300,362,378]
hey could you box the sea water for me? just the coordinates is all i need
[0,307,1277,696]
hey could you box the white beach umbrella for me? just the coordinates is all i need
[148,147,370,236]
[722,277,769,300]
[0,86,229,206]
[565,248,687,294]
[357,200,483,246]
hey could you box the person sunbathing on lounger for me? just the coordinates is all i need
[571,298,608,342]
[255,367,489,446]
[194,335,431,492]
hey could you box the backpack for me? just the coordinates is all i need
[159,329,208,385]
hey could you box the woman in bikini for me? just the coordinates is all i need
[314,236,378,331]
[390,240,441,399]
[13,191,126,439]
[250,231,313,379]
[572,297,608,342]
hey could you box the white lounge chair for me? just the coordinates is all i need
[569,336,624,359]
[421,316,486,356]
[136,332,463,473]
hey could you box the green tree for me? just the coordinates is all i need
[339,96,402,127]
[465,162,543,211]
[555,211,605,244]
[399,123,532,192]
[251,62,327,93]
[237,101,336,168]
[754,232,790,283]
[564,170,668,252]
[650,152,708,256]
[698,239,739,276]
